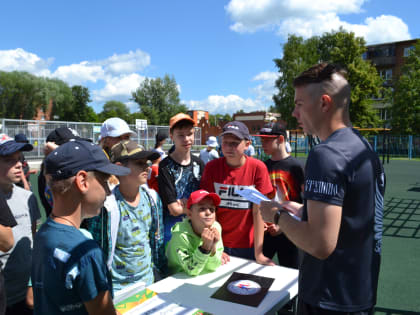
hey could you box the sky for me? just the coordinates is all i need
[0,0,419,116]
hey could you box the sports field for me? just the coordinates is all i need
[374,160,420,314]
[29,159,420,313]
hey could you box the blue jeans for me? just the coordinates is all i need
[224,247,255,260]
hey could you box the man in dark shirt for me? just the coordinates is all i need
[260,63,385,314]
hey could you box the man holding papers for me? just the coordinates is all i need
[260,63,385,314]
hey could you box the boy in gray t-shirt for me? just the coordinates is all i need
[0,134,40,314]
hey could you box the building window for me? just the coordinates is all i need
[403,46,414,57]
[362,52,367,60]
[379,69,393,81]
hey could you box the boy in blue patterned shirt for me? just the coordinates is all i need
[109,140,166,291]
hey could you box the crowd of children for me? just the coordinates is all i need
[0,113,304,315]
[0,63,386,315]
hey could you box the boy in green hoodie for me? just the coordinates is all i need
[166,190,224,276]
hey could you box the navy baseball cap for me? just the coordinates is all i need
[220,121,250,140]
[253,122,287,138]
[45,140,130,180]
[14,133,29,143]
[0,134,33,156]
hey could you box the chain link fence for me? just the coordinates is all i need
[253,132,419,160]
[0,118,202,159]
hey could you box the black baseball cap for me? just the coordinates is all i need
[45,140,130,180]
[220,121,250,140]
[0,134,33,156]
[253,122,287,138]
[46,127,84,145]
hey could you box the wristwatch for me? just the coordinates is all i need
[198,246,211,255]
[274,208,285,225]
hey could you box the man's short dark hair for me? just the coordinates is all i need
[293,63,351,109]
[293,63,348,87]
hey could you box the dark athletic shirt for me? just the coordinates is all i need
[300,128,385,312]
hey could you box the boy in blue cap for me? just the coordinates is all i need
[31,140,130,315]
[0,134,39,315]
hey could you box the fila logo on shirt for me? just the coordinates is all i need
[214,183,253,210]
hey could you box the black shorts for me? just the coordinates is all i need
[297,299,374,315]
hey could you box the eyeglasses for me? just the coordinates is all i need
[221,140,242,148]
[132,160,151,169]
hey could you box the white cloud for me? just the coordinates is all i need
[187,95,263,115]
[0,48,53,76]
[53,62,105,85]
[0,48,151,111]
[52,49,151,86]
[92,73,145,103]
[186,71,280,115]
[100,49,151,75]
[225,0,411,43]
[251,71,280,104]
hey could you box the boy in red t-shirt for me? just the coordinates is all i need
[201,121,274,265]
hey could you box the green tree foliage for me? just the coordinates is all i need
[0,71,49,119]
[389,41,420,134]
[131,74,188,125]
[0,71,97,122]
[99,100,130,122]
[273,29,382,129]
[209,113,232,126]
[69,85,97,122]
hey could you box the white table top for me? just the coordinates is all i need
[146,256,299,315]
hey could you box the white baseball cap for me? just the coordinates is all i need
[100,117,136,138]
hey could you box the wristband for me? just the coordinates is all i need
[274,208,285,225]
[198,246,211,255]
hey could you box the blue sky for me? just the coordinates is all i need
[0,0,418,116]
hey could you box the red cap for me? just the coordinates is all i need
[187,189,221,209]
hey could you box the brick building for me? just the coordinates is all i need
[232,111,282,135]
[364,38,419,122]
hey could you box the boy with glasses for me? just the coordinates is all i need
[109,140,166,290]
[32,140,130,315]
[200,121,274,265]
[166,189,223,276]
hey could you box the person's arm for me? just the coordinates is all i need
[167,232,212,276]
[19,172,31,191]
[253,204,275,265]
[167,199,187,217]
[0,225,14,252]
[260,200,342,259]
[84,290,117,315]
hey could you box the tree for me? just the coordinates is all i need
[131,74,188,125]
[389,41,420,134]
[99,100,130,122]
[68,85,97,122]
[209,113,232,126]
[0,71,50,119]
[272,29,382,129]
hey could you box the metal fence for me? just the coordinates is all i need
[253,133,420,160]
[0,118,202,159]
